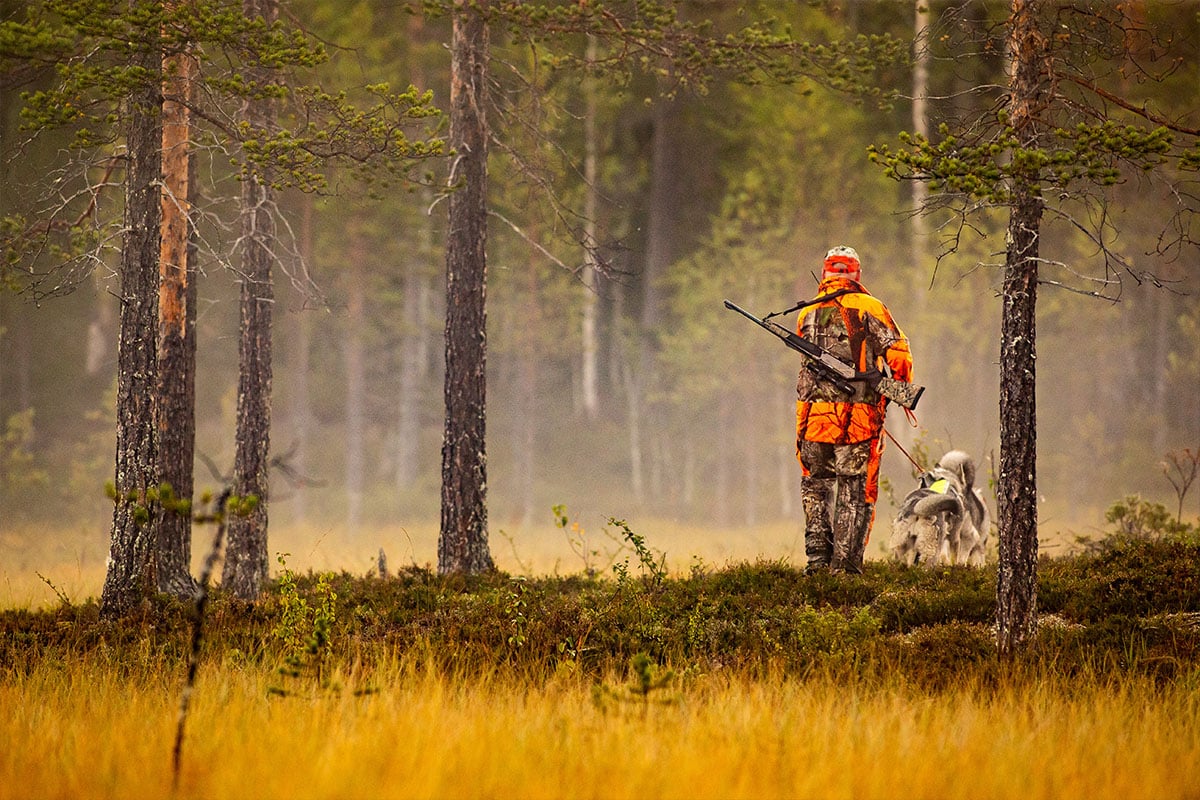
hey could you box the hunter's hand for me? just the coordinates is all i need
[861,369,883,390]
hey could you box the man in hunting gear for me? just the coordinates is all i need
[796,246,914,574]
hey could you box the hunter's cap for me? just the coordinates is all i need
[823,246,861,274]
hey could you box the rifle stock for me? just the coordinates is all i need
[723,299,924,411]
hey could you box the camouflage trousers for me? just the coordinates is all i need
[799,439,874,574]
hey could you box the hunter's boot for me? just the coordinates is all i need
[831,476,869,574]
[801,476,834,573]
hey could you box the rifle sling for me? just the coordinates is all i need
[762,288,862,320]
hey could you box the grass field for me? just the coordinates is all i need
[3,514,1198,800]
[3,652,1199,800]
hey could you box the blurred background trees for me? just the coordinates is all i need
[2,0,1197,562]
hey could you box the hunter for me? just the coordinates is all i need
[796,246,914,574]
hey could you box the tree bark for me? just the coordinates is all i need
[996,0,1048,656]
[439,0,493,574]
[223,0,277,599]
[155,36,198,598]
[101,40,163,617]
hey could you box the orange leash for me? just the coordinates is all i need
[884,425,924,474]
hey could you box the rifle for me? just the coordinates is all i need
[723,299,925,411]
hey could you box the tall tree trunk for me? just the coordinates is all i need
[223,0,277,599]
[439,0,493,574]
[344,232,366,531]
[396,189,434,490]
[156,35,198,597]
[395,13,436,491]
[996,0,1047,655]
[714,393,732,527]
[516,236,542,528]
[622,355,644,503]
[778,390,794,518]
[911,0,931,303]
[516,347,538,528]
[289,194,315,523]
[580,33,601,420]
[101,42,163,617]
[637,80,685,504]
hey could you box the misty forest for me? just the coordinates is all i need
[2,1,1200,797]
[2,0,1200,618]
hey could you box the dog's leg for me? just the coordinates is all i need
[888,516,918,565]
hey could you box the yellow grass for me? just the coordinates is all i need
[3,654,1198,800]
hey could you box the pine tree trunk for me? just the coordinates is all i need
[996,0,1047,655]
[223,0,277,599]
[439,0,493,574]
[156,40,198,598]
[101,46,163,618]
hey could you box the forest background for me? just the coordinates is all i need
[2,0,1198,604]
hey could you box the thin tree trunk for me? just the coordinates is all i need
[101,40,163,617]
[156,35,198,597]
[86,276,115,376]
[580,33,601,420]
[396,188,434,490]
[223,0,278,599]
[396,15,434,492]
[516,235,542,528]
[637,79,685,505]
[778,390,794,517]
[622,356,644,503]
[395,263,424,489]
[289,194,315,523]
[516,349,538,528]
[344,233,366,531]
[911,0,931,303]
[439,0,493,574]
[996,0,1047,655]
[743,429,759,527]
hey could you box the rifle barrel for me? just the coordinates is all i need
[723,298,925,411]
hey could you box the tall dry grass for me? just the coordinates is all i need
[3,652,1198,800]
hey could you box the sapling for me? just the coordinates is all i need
[172,488,241,790]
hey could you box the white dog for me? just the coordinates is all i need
[888,450,990,567]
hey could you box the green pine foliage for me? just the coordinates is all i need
[1,0,445,285]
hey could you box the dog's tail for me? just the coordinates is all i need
[936,450,976,491]
[912,492,962,518]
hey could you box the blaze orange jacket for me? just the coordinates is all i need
[795,275,913,446]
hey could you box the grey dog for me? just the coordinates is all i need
[887,450,990,567]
